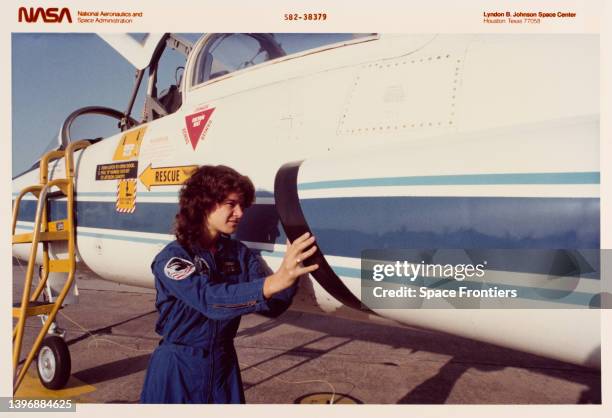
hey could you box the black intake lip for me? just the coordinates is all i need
[274,160,365,311]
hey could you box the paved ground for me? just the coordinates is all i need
[12,261,601,404]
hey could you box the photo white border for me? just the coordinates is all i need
[2,1,609,416]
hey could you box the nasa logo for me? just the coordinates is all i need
[17,7,73,23]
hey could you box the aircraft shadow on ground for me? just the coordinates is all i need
[60,300,600,404]
[274,308,601,404]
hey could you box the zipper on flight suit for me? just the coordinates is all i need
[206,250,217,402]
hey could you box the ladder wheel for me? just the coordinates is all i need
[36,336,71,390]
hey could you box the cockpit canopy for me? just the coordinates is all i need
[102,33,373,122]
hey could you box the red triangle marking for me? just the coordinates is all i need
[185,108,215,150]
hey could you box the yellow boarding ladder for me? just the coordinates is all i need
[12,140,90,394]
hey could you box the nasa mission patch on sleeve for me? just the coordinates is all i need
[164,257,196,280]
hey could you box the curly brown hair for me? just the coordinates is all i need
[174,165,255,252]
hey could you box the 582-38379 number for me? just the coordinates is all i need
[284,13,327,21]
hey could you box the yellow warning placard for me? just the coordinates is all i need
[113,126,147,161]
[139,164,198,191]
[116,179,137,213]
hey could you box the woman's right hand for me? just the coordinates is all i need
[263,232,319,298]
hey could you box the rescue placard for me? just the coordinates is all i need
[113,126,147,161]
[116,179,137,213]
[139,163,198,191]
[96,161,138,180]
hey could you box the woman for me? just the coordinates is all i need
[140,165,318,403]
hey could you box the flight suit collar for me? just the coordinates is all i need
[192,234,231,255]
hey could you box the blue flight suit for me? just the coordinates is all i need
[140,236,296,404]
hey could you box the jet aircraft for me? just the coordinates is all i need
[12,33,601,391]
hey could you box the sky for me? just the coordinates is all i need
[11,33,203,177]
[12,34,136,176]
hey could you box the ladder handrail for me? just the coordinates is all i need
[65,140,91,178]
[37,139,90,184]
[39,150,65,184]
[11,185,43,236]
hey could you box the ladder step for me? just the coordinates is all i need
[49,259,72,273]
[12,301,59,318]
[12,231,69,244]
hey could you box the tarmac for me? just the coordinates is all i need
[12,260,601,404]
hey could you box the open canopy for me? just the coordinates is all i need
[97,33,166,69]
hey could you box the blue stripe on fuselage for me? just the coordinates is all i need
[14,196,599,267]
[299,196,599,253]
[14,198,283,244]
